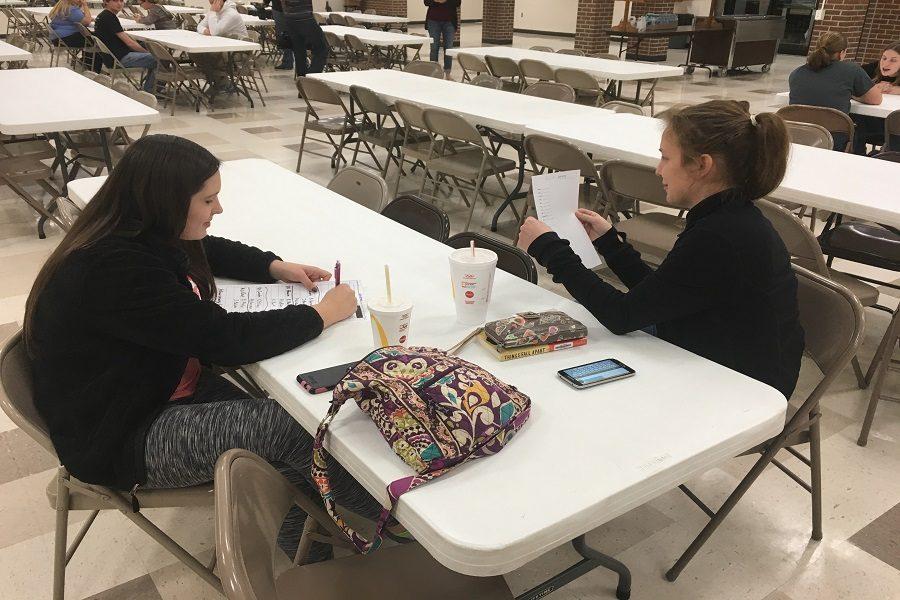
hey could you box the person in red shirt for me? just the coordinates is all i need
[425,0,460,79]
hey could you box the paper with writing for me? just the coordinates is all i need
[214,281,366,318]
[532,170,602,269]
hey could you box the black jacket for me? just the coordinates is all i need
[29,234,324,489]
[424,0,460,26]
[528,189,804,399]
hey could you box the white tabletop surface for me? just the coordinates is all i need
[0,0,26,6]
[21,6,51,16]
[240,14,274,27]
[321,25,426,47]
[775,90,900,119]
[161,5,205,14]
[447,46,685,82]
[129,29,260,53]
[0,40,31,62]
[310,69,614,135]
[0,67,159,136]
[316,11,408,24]
[64,159,789,578]
[525,112,900,227]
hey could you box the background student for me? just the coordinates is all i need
[788,32,883,153]
[424,0,460,80]
[858,41,900,152]
[135,0,176,30]
[281,0,328,77]
[197,0,248,38]
[93,0,158,92]
[517,100,805,400]
[24,135,382,560]
[48,0,93,49]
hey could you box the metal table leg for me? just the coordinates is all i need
[489,136,527,232]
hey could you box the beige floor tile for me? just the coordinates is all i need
[778,539,900,600]
[849,501,900,570]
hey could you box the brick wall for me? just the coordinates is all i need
[808,0,869,61]
[630,0,675,60]
[859,0,900,64]
[574,0,615,55]
[483,0,515,45]
[360,0,407,18]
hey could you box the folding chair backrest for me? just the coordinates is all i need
[784,121,833,149]
[524,133,600,179]
[344,14,361,27]
[381,194,451,242]
[755,199,830,275]
[446,233,538,284]
[885,109,900,152]
[469,73,502,89]
[327,165,389,212]
[598,159,668,210]
[557,48,586,56]
[129,90,158,109]
[112,79,133,97]
[601,100,645,115]
[485,55,520,79]
[775,105,855,152]
[314,12,326,24]
[554,67,603,93]
[529,46,554,52]
[349,85,393,116]
[524,81,575,103]
[94,74,113,87]
[792,265,864,379]
[56,196,82,230]
[404,60,444,78]
[182,14,198,30]
[329,13,348,25]
[591,52,619,60]
[324,30,346,50]
[0,330,57,457]
[874,150,900,163]
[344,33,367,52]
[146,39,179,73]
[296,76,343,106]
[394,99,426,129]
[519,58,555,81]
[422,108,484,145]
[457,53,489,78]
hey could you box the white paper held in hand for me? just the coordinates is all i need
[531,170,603,269]
[214,281,367,318]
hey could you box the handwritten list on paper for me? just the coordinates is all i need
[214,281,366,318]
[531,170,603,269]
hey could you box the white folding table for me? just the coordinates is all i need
[316,10,408,28]
[65,158,787,599]
[0,39,30,65]
[160,5,205,14]
[128,28,260,53]
[310,69,613,230]
[774,91,900,119]
[321,24,426,48]
[24,7,146,30]
[447,45,684,107]
[240,14,274,28]
[524,111,900,228]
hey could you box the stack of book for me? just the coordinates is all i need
[478,331,587,362]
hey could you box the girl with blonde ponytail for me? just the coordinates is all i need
[516,100,805,399]
[789,31,884,152]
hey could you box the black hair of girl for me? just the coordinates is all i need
[24,134,221,351]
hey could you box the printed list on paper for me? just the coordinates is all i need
[531,170,603,269]
[214,281,366,318]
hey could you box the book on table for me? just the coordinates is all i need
[478,331,587,362]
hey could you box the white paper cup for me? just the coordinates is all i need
[449,247,498,325]
[368,298,413,347]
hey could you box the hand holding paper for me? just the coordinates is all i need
[530,171,603,269]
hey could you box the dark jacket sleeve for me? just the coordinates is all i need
[202,235,280,283]
[591,228,654,289]
[84,246,323,366]
[527,229,733,335]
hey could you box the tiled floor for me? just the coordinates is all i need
[1,23,898,600]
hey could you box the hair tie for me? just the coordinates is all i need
[750,114,758,127]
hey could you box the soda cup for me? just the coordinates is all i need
[368,298,413,347]
[449,247,497,325]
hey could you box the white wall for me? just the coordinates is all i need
[408,0,483,22]
[510,0,709,35]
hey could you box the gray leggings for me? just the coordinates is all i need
[143,370,381,556]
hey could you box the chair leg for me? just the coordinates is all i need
[858,312,900,446]
[53,471,70,600]
[851,356,866,389]
[295,125,308,172]
[809,417,823,540]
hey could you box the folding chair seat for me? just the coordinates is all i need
[214,449,512,600]
[327,165,390,212]
[0,331,221,600]
[666,266,864,582]
[381,194,451,242]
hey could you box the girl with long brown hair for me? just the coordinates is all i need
[25,135,380,559]
[517,100,805,399]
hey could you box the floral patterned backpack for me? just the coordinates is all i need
[312,345,532,554]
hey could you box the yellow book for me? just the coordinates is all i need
[478,332,587,362]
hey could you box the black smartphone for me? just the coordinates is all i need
[296,361,357,394]
[558,358,635,389]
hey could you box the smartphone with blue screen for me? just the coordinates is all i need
[558,358,635,389]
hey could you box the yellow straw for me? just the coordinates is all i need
[384,264,392,305]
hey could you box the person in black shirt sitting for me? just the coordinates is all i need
[517,100,805,399]
[93,0,157,92]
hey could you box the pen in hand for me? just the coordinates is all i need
[334,260,341,286]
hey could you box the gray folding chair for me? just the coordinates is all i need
[295,76,361,172]
[776,105,855,153]
[381,194,451,242]
[457,52,490,83]
[404,59,444,78]
[348,84,405,177]
[485,55,523,92]
[0,330,220,600]
[524,81,576,103]
[784,121,833,149]
[554,67,606,107]
[327,165,390,212]
[600,100,645,115]
[557,48,586,56]
[469,73,503,89]
[214,449,513,600]
[529,45,554,52]
[598,160,684,262]
[518,58,555,91]
[447,232,538,284]
[884,109,900,152]
[666,265,865,581]
[591,52,620,60]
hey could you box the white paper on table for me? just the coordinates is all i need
[214,280,367,318]
[531,170,603,269]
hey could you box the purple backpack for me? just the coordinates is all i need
[312,345,531,553]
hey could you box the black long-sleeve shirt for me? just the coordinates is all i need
[29,234,324,488]
[425,0,460,26]
[528,188,804,399]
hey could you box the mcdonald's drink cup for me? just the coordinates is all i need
[449,247,498,325]
[368,298,413,347]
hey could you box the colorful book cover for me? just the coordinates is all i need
[478,332,587,361]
